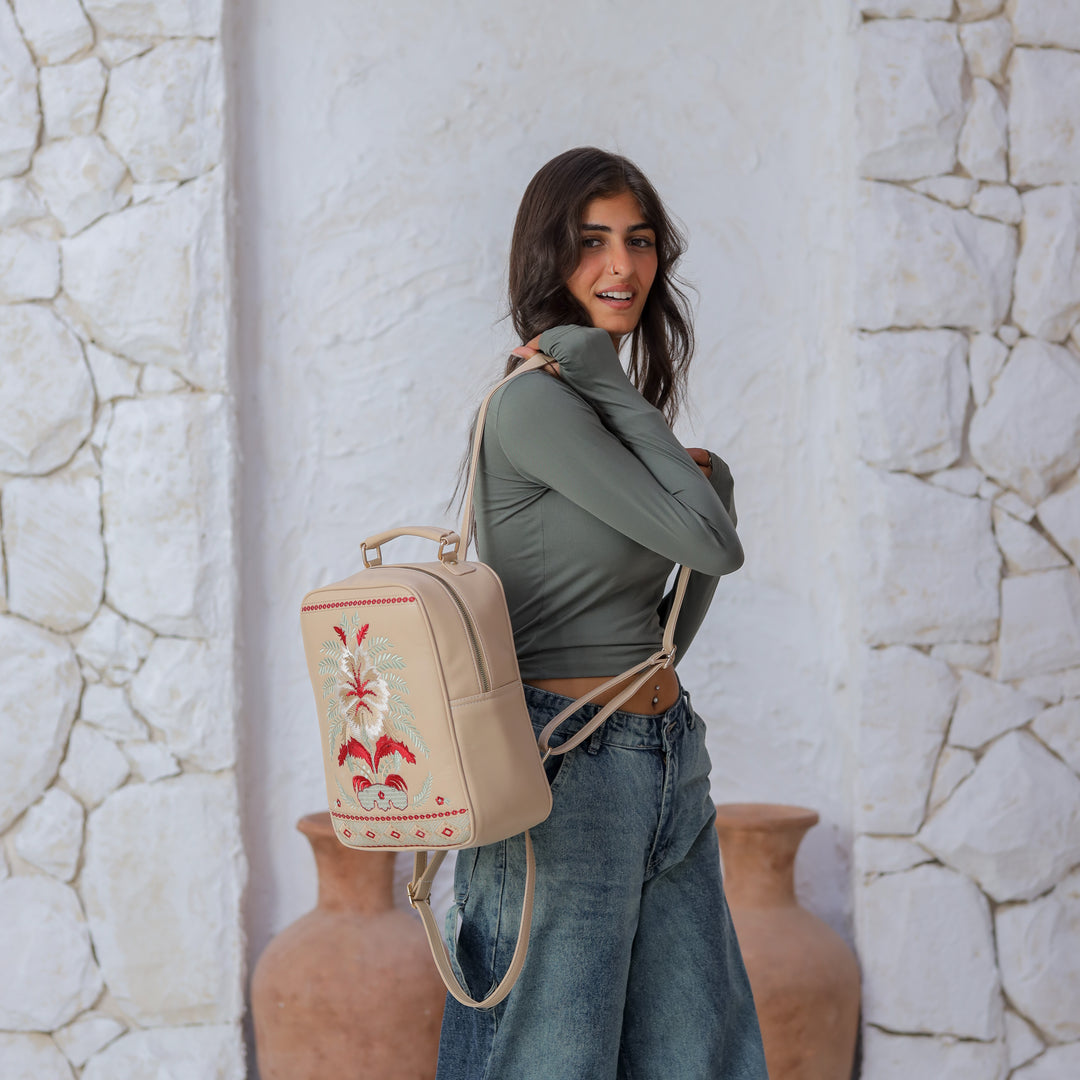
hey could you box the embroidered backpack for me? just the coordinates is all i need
[299,352,690,1009]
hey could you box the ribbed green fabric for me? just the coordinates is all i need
[474,324,742,681]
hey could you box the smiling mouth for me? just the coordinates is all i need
[597,290,633,301]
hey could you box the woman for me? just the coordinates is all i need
[436,147,768,1080]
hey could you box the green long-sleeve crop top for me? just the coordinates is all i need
[473,324,744,681]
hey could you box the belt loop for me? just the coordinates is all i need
[587,725,604,755]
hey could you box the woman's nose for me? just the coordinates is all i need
[609,243,630,276]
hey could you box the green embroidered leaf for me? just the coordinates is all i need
[376,654,406,672]
[318,657,337,675]
[368,635,392,654]
[320,640,338,656]
[321,675,335,697]
[412,772,432,806]
[390,713,429,756]
[381,672,408,693]
[388,693,414,717]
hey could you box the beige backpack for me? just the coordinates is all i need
[299,352,689,1008]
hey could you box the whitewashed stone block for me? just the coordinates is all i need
[999,324,1021,346]
[1014,186,1080,342]
[11,0,93,64]
[861,1027,1007,1080]
[1031,698,1080,775]
[954,669,1045,747]
[14,787,84,880]
[0,305,94,475]
[969,183,1022,225]
[969,333,1009,405]
[997,489,1035,521]
[2,461,104,632]
[1013,1044,1080,1079]
[1008,0,1080,49]
[85,343,139,402]
[958,78,1008,181]
[0,2,39,179]
[96,37,151,65]
[59,723,130,806]
[857,863,1002,1038]
[81,774,245,1025]
[0,1033,75,1080]
[62,172,226,388]
[858,467,1001,645]
[0,877,103,1030]
[101,39,223,183]
[129,637,235,770]
[998,568,1080,679]
[79,683,145,739]
[928,467,984,497]
[123,740,180,781]
[928,745,976,814]
[910,176,978,208]
[958,0,1005,15]
[40,58,107,138]
[856,182,1015,331]
[54,1013,124,1067]
[0,177,45,227]
[102,395,233,636]
[0,616,81,831]
[857,20,964,181]
[75,608,153,680]
[32,136,130,237]
[1040,480,1080,565]
[978,476,1003,501]
[0,229,60,301]
[856,330,967,472]
[83,0,222,38]
[997,867,1080,1041]
[139,363,187,392]
[1020,671,1067,703]
[1009,48,1080,185]
[82,1025,244,1080]
[993,506,1069,572]
[857,646,958,833]
[854,835,933,876]
[960,18,1012,82]
[970,339,1080,503]
[930,640,993,671]
[919,730,1080,900]
[1004,1009,1045,1071]
[859,0,953,12]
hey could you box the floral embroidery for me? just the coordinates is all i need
[321,614,432,817]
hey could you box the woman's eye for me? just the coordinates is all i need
[630,237,655,248]
[581,237,602,248]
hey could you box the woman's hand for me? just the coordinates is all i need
[687,447,712,478]
[511,336,560,377]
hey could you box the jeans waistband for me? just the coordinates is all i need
[522,681,695,750]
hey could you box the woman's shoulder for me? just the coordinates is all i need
[489,365,585,423]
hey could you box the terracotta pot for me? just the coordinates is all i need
[251,812,446,1079]
[714,803,860,1080]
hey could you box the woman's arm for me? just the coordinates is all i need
[494,326,742,576]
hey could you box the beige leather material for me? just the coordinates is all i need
[299,350,691,1009]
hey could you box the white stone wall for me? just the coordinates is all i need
[0,1,245,1077]
[854,1,1080,1075]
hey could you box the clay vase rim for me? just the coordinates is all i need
[713,802,820,832]
[297,810,338,842]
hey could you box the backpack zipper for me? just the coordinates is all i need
[409,567,491,694]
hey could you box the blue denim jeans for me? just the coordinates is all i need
[435,682,769,1080]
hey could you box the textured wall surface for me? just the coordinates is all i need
[853,0,1080,1075]
[230,0,861,1014]
[0,0,246,1076]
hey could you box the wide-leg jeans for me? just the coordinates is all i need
[435,682,770,1080]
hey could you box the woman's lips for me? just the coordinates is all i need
[595,293,635,310]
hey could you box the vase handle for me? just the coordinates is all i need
[406,830,535,1010]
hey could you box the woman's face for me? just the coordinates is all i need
[565,191,658,346]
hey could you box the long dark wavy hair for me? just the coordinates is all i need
[450,147,695,519]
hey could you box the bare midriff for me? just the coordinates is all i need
[527,663,681,716]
